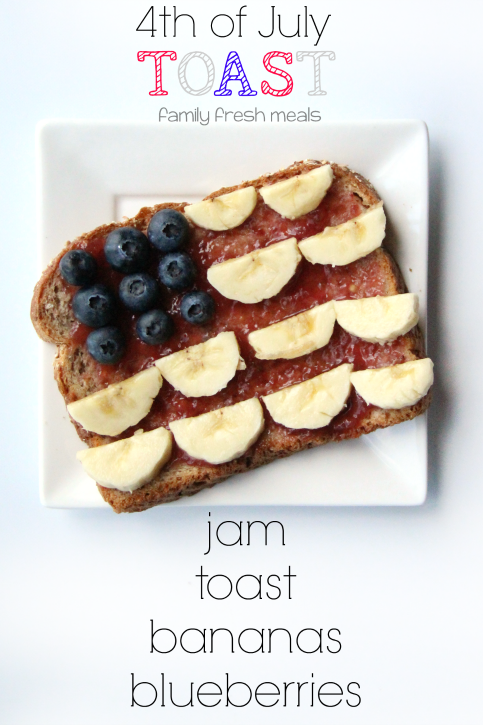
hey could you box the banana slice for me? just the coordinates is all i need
[77,427,173,492]
[248,301,336,360]
[351,358,434,409]
[260,165,333,219]
[155,331,241,398]
[169,397,264,465]
[263,363,353,430]
[184,187,257,231]
[207,238,301,304]
[335,293,419,343]
[67,367,162,437]
[298,203,386,266]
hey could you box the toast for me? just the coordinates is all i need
[31,161,431,513]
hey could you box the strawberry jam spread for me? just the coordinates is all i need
[68,170,418,459]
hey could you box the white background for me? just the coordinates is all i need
[1,0,482,722]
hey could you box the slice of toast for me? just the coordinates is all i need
[31,161,430,513]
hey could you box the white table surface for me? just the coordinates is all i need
[1,1,482,723]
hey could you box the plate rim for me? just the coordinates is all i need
[37,118,429,509]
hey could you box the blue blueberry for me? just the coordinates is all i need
[104,227,150,273]
[119,273,158,313]
[180,290,215,325]
[136,309,173,345]
[72,284,116,328]
[147,209,190,253]
[86,326,125,364]
[60,249,97,286]
[158,252,196,291]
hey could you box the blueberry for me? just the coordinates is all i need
[60,249,97,286]
[86,326,125,364]
[180,291,215,325]
[119,273,159,313]
[136,309,174,345]
[158,252,196,291]
[147,209,190,253]
[104,227,150,273]
[72,284,116,328]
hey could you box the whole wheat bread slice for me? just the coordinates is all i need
[32,161,430,513]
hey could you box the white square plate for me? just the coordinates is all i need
[37,120,428,508]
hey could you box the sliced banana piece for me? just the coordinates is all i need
[299,203,386,266]
[184,187,257,231]
[67,367,162,437]
[155,331,241,398]
[248,301,336,360]
[207,238,301,304]
[169,397,264,465]
[77,427,173,492]
[260,165,333,219]
[263,363,353,430]
[335,293,419,343]
[351,358,433,410]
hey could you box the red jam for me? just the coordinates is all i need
[68,174,414,462]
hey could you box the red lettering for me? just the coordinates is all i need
[137,51,177,96]
[261,52,293,97]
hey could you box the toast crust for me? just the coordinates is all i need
[100,388,431,514]
[31,162,379,344]
[31,161,430,513]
